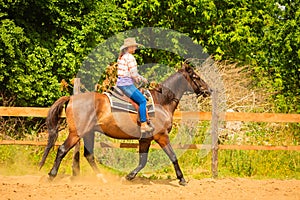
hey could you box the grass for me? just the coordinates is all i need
[0,120,299,180]
[0,141,299,180]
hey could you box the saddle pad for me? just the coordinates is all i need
[104,90,155,114]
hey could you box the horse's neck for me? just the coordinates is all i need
[156,72,188,113]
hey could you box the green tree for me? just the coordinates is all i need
[1,0,299,112]
[117,0,299,113]
[0,0,126,106]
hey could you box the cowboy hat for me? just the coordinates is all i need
[120,37,142,51]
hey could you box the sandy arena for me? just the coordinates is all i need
[0,174,299,200]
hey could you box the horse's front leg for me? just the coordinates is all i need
[163,143,187,186]
[156,135,187,186]
[126,138,151,180]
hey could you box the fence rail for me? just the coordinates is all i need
[1,107,300,122]
[0,107,299,151]
[0,140,300,151]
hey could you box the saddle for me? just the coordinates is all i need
[104,86,155,117]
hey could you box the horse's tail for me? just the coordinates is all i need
[39,96,70,169]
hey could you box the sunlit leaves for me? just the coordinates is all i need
[0,0,126,106]
[0,0,299,111]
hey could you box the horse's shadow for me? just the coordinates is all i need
[123,176,182,187]
[39,174,183,187]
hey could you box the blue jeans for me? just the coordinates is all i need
[118,84,147,122]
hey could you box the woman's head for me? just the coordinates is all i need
[119,37,141,58]
[120,37,141,51]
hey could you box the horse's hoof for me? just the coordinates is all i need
[96,173,108,183]
[179,179,188,186]
[47,175,55,182]
[125,173,136,181]
[39,175,51,183]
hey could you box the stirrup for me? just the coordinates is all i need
[141,124,154,133]
[140,122,154,139]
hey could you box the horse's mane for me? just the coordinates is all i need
[151,84,176,105]
[151,72,183,106]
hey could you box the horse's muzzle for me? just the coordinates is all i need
[198,88,213,98]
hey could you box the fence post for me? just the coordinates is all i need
[211,90,219,178]
[72,78,81,176]
[73,78,81,94]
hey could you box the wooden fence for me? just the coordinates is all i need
[1,106,299,151]
[1,106,300,122]
[1,106,299,178]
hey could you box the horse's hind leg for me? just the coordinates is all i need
[48,135,80,179]
[83,132,100,174]
[83,132,108,182]
[126,139,151,180]
[72,141,81,176]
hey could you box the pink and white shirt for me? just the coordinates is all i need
[116,53,142,86]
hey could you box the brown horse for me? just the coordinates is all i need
[39,63,211,186]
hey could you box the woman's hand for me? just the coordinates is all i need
[133,76,148,84]
[141,77,148,84]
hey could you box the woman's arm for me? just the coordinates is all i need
[126,54,146,83]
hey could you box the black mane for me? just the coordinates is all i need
[151,71,185,106]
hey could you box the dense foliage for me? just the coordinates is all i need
[0,0,126,106]
[1,0,299,112]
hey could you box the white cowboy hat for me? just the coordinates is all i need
[120,37,142,51]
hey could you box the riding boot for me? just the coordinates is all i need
[140,122,154,134]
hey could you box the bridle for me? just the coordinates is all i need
[150,68,210,104]
[188,70,208,97]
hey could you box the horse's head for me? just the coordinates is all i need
[180,63,212,97]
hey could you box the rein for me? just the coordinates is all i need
[151,83,180,104]
[149,66,207,106]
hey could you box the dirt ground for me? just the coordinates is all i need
[0,174,299,200]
